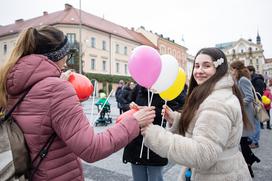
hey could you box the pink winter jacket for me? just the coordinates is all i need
[6,55,140,181]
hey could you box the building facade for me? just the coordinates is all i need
[216,34,265,74]
[0,4,156,76]
[136,26,187,70]
[264,58,272,83]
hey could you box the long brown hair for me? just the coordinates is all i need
[230,60,251,80]
[179,48,251,135]
[0,26,66,107]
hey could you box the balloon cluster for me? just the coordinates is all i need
[128,45,186,101]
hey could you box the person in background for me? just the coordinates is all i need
[247,65,266,129]
[263,85,272,129]
[118,81,134,113]
[123,84,185,181]
[230,60,260,177]
[140,48,252,181]
[95,89,110,108]
[0,26,156,181]
[115,80,124,115]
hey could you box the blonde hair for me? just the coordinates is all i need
[0,26,65,107]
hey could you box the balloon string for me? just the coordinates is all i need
[140,89,153,159]
[148,89,150,107]
[148,91,154,107]
[92,89,113,125]
[161,101,167,127]
[90,80,97,122]
[139,138,144,158]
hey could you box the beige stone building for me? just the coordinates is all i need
[137,26,187,70]
[264,58,272,83]
[216,34,265,74]
[0,4,160,94]
[0,4,156,76]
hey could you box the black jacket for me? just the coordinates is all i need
[251,73,265,99]
[118,86,132,112]
[122,85,185,166]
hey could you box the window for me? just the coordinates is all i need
[241,49,244,53]
[91,58,96,70]
[116,44,119,53]
[102,60,106,71]
[124,46,128,55]
[256,59,259,64]
[116,62,120,73]
[124,64,128,74]
[91,37,96,48]
[67,33,76,44]
[3,44,7,54]
[250,59,253,64]
[102,40,106,50]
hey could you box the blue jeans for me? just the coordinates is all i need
[131,164,164,181]
[250,120,261,144]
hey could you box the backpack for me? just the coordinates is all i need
[0,88,56,180]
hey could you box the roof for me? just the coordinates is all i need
[215,42,235,50]
[0,4,156,48]
[265,58,272,63]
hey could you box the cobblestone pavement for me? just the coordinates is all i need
[81,97,272,181]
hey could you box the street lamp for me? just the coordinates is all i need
[79,0,82,74]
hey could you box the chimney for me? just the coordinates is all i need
[43,11,48,16]
[65,3,73,10]
[15,19,24,23]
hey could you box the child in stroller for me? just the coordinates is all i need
[94,91,112,126]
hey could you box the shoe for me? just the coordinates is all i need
[254,156,261,163]
[249,143,259,149]
[267,126,271,129]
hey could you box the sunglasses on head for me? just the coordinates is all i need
[66,53,74,64]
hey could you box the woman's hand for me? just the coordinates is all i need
[129,101,144,110]
[161,105,175,125]
[60,69,72,80]
[133,106,155,128]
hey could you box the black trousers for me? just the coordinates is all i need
[240,137,258,165]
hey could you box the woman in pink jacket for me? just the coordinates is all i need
[0,26,155,181]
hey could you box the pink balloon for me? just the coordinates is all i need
[128,46,162,88]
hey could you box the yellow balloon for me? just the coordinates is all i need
[262,96,271,105]
[159,68,186,101]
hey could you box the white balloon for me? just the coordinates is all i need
[151,54,179,93]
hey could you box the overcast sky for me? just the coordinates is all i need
[0,0,271,57]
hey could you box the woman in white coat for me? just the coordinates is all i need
[141,48,252,181]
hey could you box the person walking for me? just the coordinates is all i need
[118,82,134,113]
[115,80,124,115]
[247,65,266,129]
[230,60,261,177]
[140,48,252,181]
[0,26,155,181]
[123,84,185,181]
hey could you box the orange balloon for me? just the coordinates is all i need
[116,109,137,124]
[68,72,94,101]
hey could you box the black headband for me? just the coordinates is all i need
[43,36,70,62]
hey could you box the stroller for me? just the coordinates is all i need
[94,93,112,126]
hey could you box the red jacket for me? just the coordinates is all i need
[6,55,140,181]
[263,88,272,110]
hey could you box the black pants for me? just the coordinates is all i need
[240,137,258,165]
